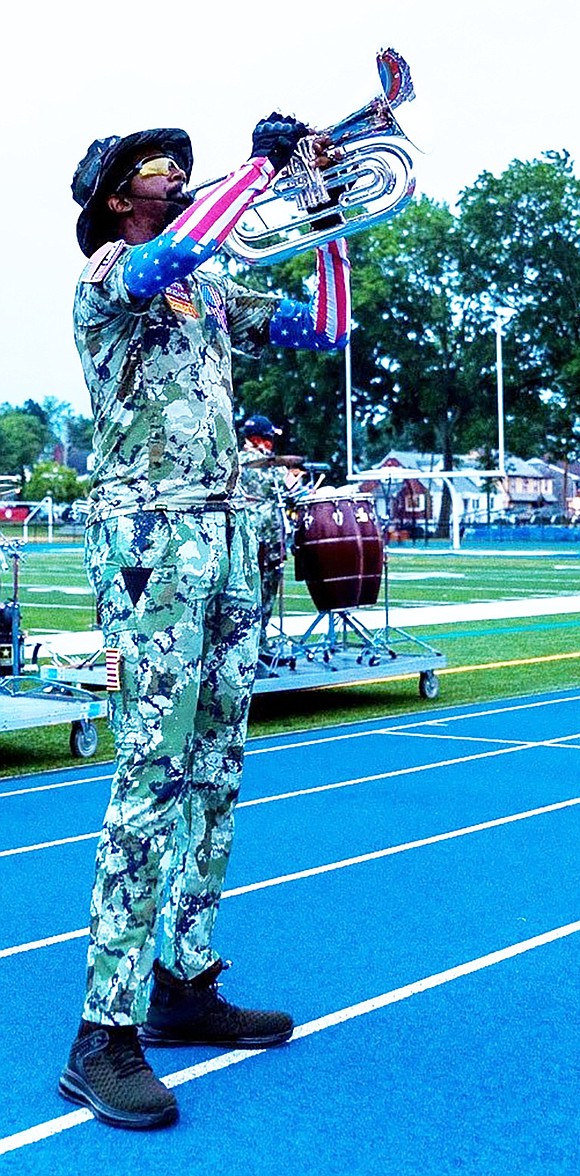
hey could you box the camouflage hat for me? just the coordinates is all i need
[243,415,283,439]
[71,128,193,257]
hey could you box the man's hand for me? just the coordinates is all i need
[251,113,309,174]
[310,134,344,173]
[309,134,349,229]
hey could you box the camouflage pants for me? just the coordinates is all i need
[83,508,261,1025]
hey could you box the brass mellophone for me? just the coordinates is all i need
[195,47,418,265]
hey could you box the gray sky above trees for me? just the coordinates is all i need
[1,0,577,416]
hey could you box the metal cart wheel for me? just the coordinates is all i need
[419,670,439,700]
[70,719,98,758]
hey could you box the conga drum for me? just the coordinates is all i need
[293,495,363,610]
[353,497,385,606]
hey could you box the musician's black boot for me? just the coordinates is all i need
[140,959,294,1048]
[58,1021,178,1130]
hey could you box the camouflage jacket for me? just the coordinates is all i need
[74,252,279,524]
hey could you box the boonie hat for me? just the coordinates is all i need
[72,128,193,256]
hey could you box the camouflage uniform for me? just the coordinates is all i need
[238,450,287,644]
[76,253,278,1024]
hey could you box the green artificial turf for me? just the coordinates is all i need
[1,542,579,776]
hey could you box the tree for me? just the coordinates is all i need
[25,461,88,504]
[0,408,48,482]
[343,196,507,531]
[67,413,94,450]
[232,196,511,524]
[457,151,580,459]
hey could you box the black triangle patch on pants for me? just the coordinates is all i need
[121,567,153,607]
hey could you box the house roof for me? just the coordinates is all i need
[528,458,580,485]
[503,456,546,477]
[380,450,442,471]
[453,476,484,494]
[527,458,555,476]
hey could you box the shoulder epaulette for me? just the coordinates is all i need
[82,240,126,284]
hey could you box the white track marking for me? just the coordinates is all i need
[0,832,100,858]
[381,731,526,745]
[0,775,111,800]
[387,693,580,731]
[0,1109,92,1153]
[224,795,580,896]
[0,742,546,856]
[2,794,580,960]
[238,738,567,808]
[2,919,579,1155]
[2,693,580,798]
[0,928,90,959]
[3,733,580,858]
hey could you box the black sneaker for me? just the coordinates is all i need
[140,959,294,1048]
[59,1021,178,1130]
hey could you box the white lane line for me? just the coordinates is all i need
[239,739,562,808]
[0,832,100,859]
[225,795,580,897]
[0,1108,92,1153]
[3,793,580,960]
[385,729,580,748]
[0,775,111,800]
[2,917,579,1156]
[3,735,580,859]
[0,725,426,798]
[0,928,91,958]
[391,693,580,731]
[3,692,580,799]
[381,731,526,746]
[0,741,544,857]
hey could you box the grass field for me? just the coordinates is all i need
[1,540,580,775]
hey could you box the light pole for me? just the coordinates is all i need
[494,308,512,475]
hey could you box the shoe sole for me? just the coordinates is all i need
[139,1026,294,1049]
[58,1068,178,1130]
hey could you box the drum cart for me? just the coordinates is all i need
[254,490,446,697]
[0,675,107,757]
[0,535,106,758]
[255,604,446,697]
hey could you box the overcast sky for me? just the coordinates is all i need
[1,0,577,418]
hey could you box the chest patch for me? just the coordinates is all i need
[164,280,201,318]
[200,284,229,333]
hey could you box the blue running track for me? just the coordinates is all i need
[1,689,580,1174]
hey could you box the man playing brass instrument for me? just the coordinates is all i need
[60,115,351,1129]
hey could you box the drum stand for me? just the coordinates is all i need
[290,606,387,666]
